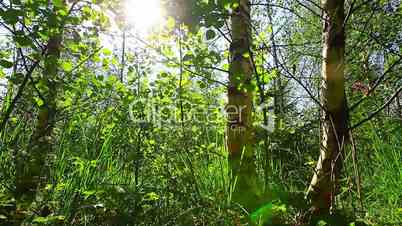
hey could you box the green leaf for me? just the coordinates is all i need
[0,59,13,68]
[250,202,274,225]
[63,97,73,108]
[198,81,207,89]
[1,9,23,25]
[33,217,48,223]
[232,2,239,9]
[82,190,96,199]
[57,9,68,16]
[61,61,73,71]
[0,70,5,78]
[15,35,32,47]
[53,0,65,8]
[317,220,328,226]
[144,192,159,201]
[102,48,112,56]
[167,17,175,30]
[33,215,65,224]
[251,201,287,226]
[34,97,44,107]
[206,29,216,40]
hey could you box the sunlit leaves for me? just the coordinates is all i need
[34,97,44,107]
[102,48,112,56]
[144,192,159,201]
[53,0,65,8]
[167,17,176,30]
[61,61,73,71]
[32,215,65,224]
[167,0,234,30]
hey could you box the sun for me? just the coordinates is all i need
[124,0,164,33]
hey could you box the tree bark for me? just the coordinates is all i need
[15,5,63,203]
[15,36,61,203]
[307,0,348,213]
[227,0,260,211]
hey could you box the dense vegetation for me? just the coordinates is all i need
[0,0,401,225]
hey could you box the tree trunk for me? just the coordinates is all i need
[397,93,402,127]
[227,0,260,211]
[307,0,348,213]
[15,22,62,204]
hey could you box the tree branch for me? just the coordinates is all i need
[350,86,402,130]
[0,59,41,133]
[349,57,402,112]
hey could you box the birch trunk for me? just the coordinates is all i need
[228,0,260,211]
[307,0,348,213]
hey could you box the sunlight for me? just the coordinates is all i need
[124,0,164,33]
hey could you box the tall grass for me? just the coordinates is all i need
[359,121,402,224]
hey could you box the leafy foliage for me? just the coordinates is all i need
[0,0,401,225]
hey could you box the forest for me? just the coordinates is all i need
[0,0,401,225]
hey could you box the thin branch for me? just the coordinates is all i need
[183,67,228,87]
[349,57,402,111]
[189,65,229,74]
[250,3,322,28]
[276,58,326,111]
[0,59,41,133]
[350,86,402,130]
[294,0,323,19]
[65,46,103,75]
[343,0,356,27]
[215,26,231,43]
[303,0,324,11]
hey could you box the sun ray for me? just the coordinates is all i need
[124,0,164,33]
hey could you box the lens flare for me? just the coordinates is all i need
[124,0,164,33]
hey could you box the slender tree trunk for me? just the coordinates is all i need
[307,0,348,213]
[15,5,63,202]
[15,35,61,203]
[268,9,283,131]
[120,29,126,83]
[397,94,402,127]
[227,0,260,211]
[1,49,17,116]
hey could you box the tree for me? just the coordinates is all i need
[15,0,65,204]
[307,0,348,214]
[227,0,260,212]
